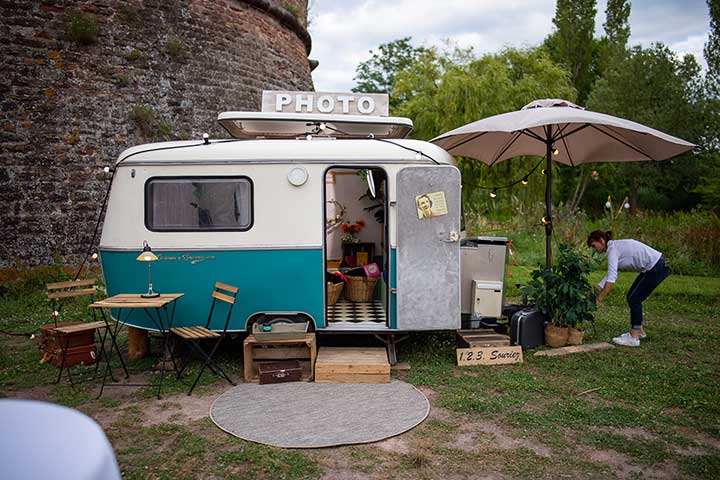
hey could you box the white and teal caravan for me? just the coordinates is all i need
[99,104,469,342]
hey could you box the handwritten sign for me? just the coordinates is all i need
[262,91,389,116]
[456,346,523,366]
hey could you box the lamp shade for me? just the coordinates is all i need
[136,240,158,261]
[136,251,158,262]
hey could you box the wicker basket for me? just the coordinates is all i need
[345,276,378,302]
[327,282,343,305]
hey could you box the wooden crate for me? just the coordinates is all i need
[456,329,511,348]
[314,347,390,383]
[243,334,316,382]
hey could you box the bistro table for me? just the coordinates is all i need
[90,293,183,399]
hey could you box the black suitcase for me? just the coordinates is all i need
[510,308,546,350]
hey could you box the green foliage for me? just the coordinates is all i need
[129,105,173,140]
[282,2,300,19]
[705,0,720,97]
[549,0,598,104]
[603,0,631,49]
[165,37,186,62]
[65,9,99,46]
[393,46,575,213]
[352,37,425,108]
[521,243,598,327]
[125,49,142,62]
[584,44,707,211]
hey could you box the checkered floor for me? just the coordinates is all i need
[327,299,386,324]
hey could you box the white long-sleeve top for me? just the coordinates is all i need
[598,239,663,288]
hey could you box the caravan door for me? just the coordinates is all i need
[396,166,461,330]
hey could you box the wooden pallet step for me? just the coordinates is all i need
[314,347,390,382]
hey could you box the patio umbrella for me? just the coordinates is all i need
[431,99,696,268]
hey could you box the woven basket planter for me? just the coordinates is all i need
[345,276,378,302]
[545,324,569,347]
[327,282,343,305]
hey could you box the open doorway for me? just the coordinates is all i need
[324,167,388,327]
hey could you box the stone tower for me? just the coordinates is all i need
[0,0,314,269]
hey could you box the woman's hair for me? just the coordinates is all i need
[587,230,613,247]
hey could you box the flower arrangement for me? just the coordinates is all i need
[341,219,365,243]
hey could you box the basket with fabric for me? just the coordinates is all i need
[327,281,343,305]
[345,276,378,302]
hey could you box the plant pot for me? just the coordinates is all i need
[545,324,569,347]
[567,327,584,345]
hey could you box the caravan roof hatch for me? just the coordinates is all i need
[217,112,413,140]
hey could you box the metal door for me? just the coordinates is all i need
[396,166,461,330]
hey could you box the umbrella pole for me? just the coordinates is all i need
[545,135,553,270]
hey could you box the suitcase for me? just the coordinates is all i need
[509,308,546,350]
[39,322,96,351]
[257,360,302,384]
[49,344,98,368]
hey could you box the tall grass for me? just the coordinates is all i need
[467,205,720,277]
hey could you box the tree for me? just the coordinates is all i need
[603,0,631,50]
[352,37,425,109]
[393,46,576,212]
[705,0,720,97]
[549,0,598,105]
[586,44,706,212]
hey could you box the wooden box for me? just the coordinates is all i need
[50,344,98,368]
[257,361,302,384]
[315,347,390,383]
[40,322,95,351]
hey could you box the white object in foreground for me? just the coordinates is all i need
[0,399,121,480]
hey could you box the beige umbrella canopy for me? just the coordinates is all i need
[431,99,696,267]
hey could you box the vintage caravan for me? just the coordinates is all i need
[98,92,506,351]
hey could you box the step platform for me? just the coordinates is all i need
[314,347,390,383]
[456,329,511,348]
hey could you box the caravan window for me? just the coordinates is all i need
[145,177,253,231]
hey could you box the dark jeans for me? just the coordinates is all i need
[626,258,671,328]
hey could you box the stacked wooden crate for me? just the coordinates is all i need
[314,347,390,383]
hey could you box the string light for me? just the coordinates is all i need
[415,152,422,160]
[541,169,546,175]
[91,253,98,260]
[490,189,497,198]
[552,146,559,156]
[319,122,326,131]
[541,216,552,225]
[521,176,529,186]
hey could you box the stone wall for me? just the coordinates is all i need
[0,0,314,269]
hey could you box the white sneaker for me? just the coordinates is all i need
[613,333,640,347]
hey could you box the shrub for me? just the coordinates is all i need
[65,9,98,46]
[165,37,186,62]
[521,243,598,328]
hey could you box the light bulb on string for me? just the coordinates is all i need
[415,152,422,161]
[552,146,559,156]
[521,176,529,186]
[541,169,546,175]
[490,189,497,198]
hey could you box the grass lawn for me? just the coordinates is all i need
[1,269,719,479]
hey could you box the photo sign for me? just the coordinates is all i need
[262,91,389,116]
[456,346,524,366]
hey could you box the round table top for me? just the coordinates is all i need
[0,399,121,480]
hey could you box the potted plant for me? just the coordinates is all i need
[340,219,365,243]
[521,243,598,347]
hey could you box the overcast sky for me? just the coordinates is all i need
[308,0,711,93]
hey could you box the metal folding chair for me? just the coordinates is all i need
[44,279,110,385]
[170,282,238,395]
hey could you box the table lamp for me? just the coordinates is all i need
[136,240,160,298]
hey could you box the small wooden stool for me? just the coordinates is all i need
[243,333,317,382]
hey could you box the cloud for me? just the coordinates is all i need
[308,0,710,91]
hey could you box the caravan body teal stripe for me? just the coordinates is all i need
[100,249,324,330]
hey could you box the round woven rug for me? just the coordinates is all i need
[210,380,429,448]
